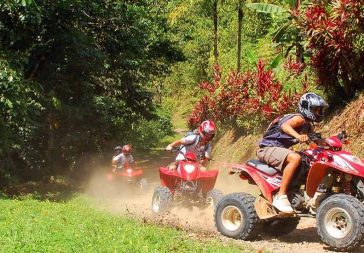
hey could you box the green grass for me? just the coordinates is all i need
[0,195,253,253]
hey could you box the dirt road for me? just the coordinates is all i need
[85,151,364,253]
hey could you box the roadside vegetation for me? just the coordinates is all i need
[1,0,363,184]
[0,194,254,253]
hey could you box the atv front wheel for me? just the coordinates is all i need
[138,178,148,190]
[214,193,260,240]
[317,194,364,251]
[205,189,223,207]
[151,186,172,213]
[262,217,300,237]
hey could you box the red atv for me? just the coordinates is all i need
[214,131,364,251]
[106,164,148,190]
[151,151,223,213]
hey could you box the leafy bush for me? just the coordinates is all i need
[188,60,308,131]
[0,58,44,183]
[299,0,364,102]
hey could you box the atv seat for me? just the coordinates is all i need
[246,159,279,176]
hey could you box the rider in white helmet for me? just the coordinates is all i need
[112,144,134,172]
[166,120,217,171]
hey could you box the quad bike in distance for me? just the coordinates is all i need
[151,151,223,213]
[106,163,148,191]
[214,131,364,251]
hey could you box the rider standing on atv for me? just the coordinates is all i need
[165,120,216,171]
[257,93,328,213]
[112,145,134,172]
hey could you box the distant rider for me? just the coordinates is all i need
[112,145,134,172]
[166,120,216,171]
[257,92,328,213]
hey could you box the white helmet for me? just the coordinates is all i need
[298,93,328,122]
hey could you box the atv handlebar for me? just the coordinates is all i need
[337,130,348,141]
[292,132,323,144]
[294,130,348,147]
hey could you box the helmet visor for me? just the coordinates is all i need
[203,132,215,141]
[312,106,324,116]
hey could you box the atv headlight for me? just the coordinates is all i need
[184,164,196,173]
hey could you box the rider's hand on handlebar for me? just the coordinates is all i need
[297,134,309,143]
[166,145,173,151]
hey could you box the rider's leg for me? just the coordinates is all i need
[257,147,300,213]
[167,162,177,170]
[272,152,301,213]
[200,158,208,171]
[278,152,301,196]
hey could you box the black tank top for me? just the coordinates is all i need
[259,113,311,148]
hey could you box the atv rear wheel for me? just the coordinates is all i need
[262,217,300,237]
[151,186,172,213]
[214,193,260,240]
[317,194,364,251]
[205,189,223,207]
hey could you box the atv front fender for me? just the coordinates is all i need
[159,167,178,190]
[306,161,362,197]
[306,162,330,197]
[199,170,218,193]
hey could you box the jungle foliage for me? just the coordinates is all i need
[0,0,181,182]
[164,0,363,129]
[1,0,363,182]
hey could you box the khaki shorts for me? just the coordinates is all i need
[256,147,295,171]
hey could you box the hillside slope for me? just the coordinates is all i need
[321,93,364,158]
[210,92,364,199]
[211,92,364,174]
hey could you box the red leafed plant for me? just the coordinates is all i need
[299,0,364,99]
[188,60,308,129]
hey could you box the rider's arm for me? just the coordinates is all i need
[166,139,184,150]
[204,143,212,160]
[112,155,120,172]
[281,116,309,142]
[112,154,122,164]
[200,144,212,166]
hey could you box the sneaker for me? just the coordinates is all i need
[272,194,294,214]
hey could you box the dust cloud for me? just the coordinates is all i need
[81,153,364,253]
[82,151,250,234]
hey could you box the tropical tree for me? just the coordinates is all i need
[0,0,179,182]
[299,0,364,101]
[236,0,244,72]
[169,0,224,63]
[246,0,305,63]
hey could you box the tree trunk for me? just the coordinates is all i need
[295,39,304,63]
[237,4,243,72]
[213,0,219,63]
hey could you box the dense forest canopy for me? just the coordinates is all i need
[0,0,181,182]
[1,0,363,183]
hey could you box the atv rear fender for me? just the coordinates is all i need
[229,163,278,202]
